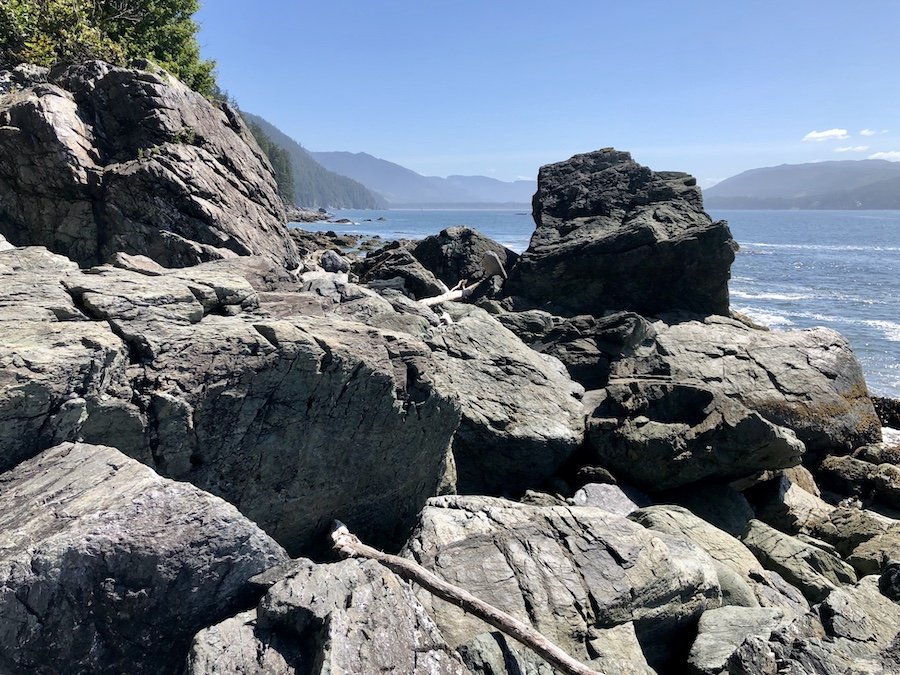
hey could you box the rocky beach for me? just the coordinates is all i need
[1,60,899,674]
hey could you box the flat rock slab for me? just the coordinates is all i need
[404,495,722,671]
[0,442,287,675]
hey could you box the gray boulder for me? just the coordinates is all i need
[404,495,722,670]
[186,558,467,675]
[0,442,287,675]
[687,606,787,675]
[410,226,519,289]
[585,379,804,490]
[423,304,585,496]
[570,482,651,516]
[613,314,881,454]
[0,60,298,269]
[354,243,447,299]
[741,520,857,602]
[506,148,736,316]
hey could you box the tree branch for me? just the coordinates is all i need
[330,521,603,675]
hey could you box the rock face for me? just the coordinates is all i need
[186,558,468,675]
[411,226,519,289]
[613,314,881,454]
[0,60,299,269]
[585,380,805,490]
[354,243,447,299]
[0,442,287,675]
[423,304,585,496]
[404,496,722,670]
[0,247,462,555]
[506,149,736,316]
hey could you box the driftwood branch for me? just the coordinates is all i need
[330,521,603,675]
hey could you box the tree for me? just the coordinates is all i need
[0,0,216,95]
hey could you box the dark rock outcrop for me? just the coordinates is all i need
[354,242,447,299]
[186,558,468,675]
[506,149,736,316]
[0,60,299,269]
[0,442,287,675]
[585,379,805,490]
[410,226,518,289]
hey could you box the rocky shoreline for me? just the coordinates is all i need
[1,61,899,674]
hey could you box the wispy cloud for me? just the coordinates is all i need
[802,128,849,142]
[869,151,900,161]
[834,145,869,153]
[860,128,877,136]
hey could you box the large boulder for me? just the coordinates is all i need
[186,558,468,675]
[613,314,881,454]
[0,247,462,555]
[0,60,299,269]
[0,442,287,675]
[410,226,519,289]
[354,243,447,299]
[404,495,722,670]
[422,304,585,496]
[506,149,736,316]
[585,379,805,490]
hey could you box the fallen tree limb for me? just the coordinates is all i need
[330,521,603,675]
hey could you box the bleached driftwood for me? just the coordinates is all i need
[418,251,508,308]
[330,521,603,675]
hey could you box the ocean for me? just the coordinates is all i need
[302,208,900,399]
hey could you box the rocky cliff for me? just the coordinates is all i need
[0,67,897,675]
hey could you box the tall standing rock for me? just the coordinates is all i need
[507,149,736,316]
[0,60,299,269]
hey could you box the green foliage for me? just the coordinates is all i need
[0,0,216,95]
[244,117,296,205]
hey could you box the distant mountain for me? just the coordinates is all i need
[310,151,536,206]
[242,114,386,209]
[704,160,900,209]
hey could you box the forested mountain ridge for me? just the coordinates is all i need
[242,114,386,210]
[705,159,900,209]
[311,151,536,205]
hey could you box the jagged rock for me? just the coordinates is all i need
[873,396,900,428]
[741,520,857,602]
[0,248,462,555]
[669,484,756,538]
[687,607,787,675]
[354,243,447,299]
[404,495,722,670]
[815,454,876,497]
[0,60,298,268]
[873,464,900,508]
[569,482,651,516]
[410,226,519,289]
[0,442,287,675]
[0,233,12,251]
[497,310,656,389]
[855,441,900,466]
[630,505,807,613]
[806,506,895,558]
[186,558,467,675]
[585,379,804,491]
[849,531,900,577]
[747,473,834,533]
[613,314,881,454]
[506,149,736,316]
[422,304,585,496]
[319,248,350,273]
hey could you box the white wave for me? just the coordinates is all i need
[739,241,900,252]
[734,306,795,328]
[731,291,813,301]
[863,319,900,342]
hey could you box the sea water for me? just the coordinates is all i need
[301,208,900,398]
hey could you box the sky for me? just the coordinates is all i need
[196,1,900,186]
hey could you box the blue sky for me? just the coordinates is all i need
[196,1,900,185]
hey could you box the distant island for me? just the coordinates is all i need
[705,159,900,209]
[311,151,536,207]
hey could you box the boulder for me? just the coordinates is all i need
[747,473,834,533]
[741,520,857,602]
[570,482,651,516]
[0,442,287,675]
[422,304,585,496]
[0,60,299,269]
[411,226,519,289]
[613,314,881,454]
[0,233,12,251]
[585,379,804,491]
[497,310,656,389]
[404,495,722,670]
[687,606,787,675]
[186,558,467,675]
[506,148,736,316]
[354,243,447,299]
